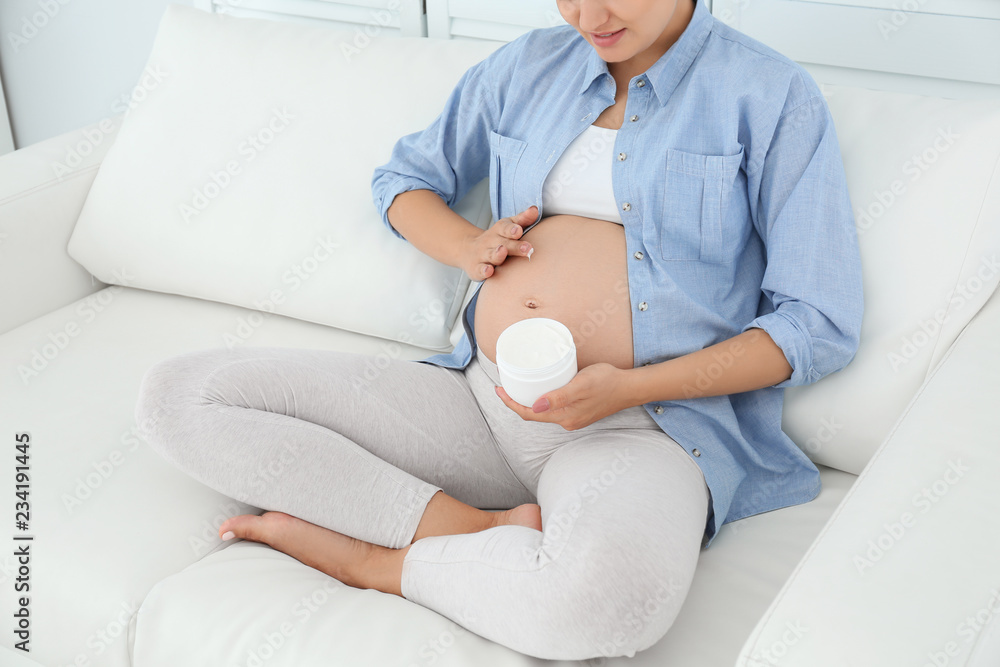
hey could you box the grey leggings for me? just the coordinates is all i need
[134,342,710,661]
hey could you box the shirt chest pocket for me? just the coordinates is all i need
[489,130,527,222]
[658,146,745,263]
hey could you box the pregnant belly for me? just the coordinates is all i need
[474,214,634,371]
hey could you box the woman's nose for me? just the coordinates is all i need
[577,0,612,32]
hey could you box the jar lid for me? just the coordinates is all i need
[496,318,576,374]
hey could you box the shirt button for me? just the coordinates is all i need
[638,301,648,311]
[630,115,638,122]
[692,449,702,457]
[622,202,631,211]
[618,152,627,161]
[654,405,664,414]
[637,80,646,88]
[633,251,644,260]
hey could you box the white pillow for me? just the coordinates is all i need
[67,5,502,351]
[782,84,1000,474]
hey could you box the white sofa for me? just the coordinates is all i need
[2,5,999,666]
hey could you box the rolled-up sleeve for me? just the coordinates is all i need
[371,46,507,241]
[741,93,864,388]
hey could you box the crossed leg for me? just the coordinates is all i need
[135,345,709,660]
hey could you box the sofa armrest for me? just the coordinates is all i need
[0,114,123,335]
[736,284,1000,667]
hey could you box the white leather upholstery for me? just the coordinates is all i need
[0,285,854,666]
[2,4,998,666]
[67,5,497,353]
[134,468,856,667]
[738,285,1000,667]
[0,286,442,666]
[0,116,121,335]
[781,85,1000,475]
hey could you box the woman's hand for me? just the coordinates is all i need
[460,206,537,282]
[493,362,635,431]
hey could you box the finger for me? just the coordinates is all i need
[531,394,552,413]
[494,222,528,253]
[477,262,493,280]
[493,243,508,262]
[505,205,538,237]
[502,238,533,259]
[518,205,538,221]
[495,386,553,422]
[219,514,263,541]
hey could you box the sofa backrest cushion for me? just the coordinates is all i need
[66,4,1000,476]
[67,5,501,352]
[782,84,1000,474]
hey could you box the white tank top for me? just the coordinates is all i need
[541,124,623,225]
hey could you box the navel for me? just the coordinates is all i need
[523,297,540,309]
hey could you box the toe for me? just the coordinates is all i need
[219,513,269,542]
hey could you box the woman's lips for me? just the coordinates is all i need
[591,28,625,47]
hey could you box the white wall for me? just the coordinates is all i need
[0,0,195,151]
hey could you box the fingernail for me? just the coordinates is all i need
[519,243,529,253]
[532,398,550,413]
[222,531,235,541]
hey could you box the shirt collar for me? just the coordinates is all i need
[577,0,714,107]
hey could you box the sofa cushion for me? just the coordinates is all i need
[133,469,855,667]
[66,5,500,353]
[781,85,1000,475]
[0,284,855,665]
[737,276,1000,667]
[0,286,442,666]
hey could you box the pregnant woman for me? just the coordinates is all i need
[135,0,863,660]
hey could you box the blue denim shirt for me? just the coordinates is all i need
[371,0,863,548]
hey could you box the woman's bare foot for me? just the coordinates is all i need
[216,503,543,599]
[218,511,405,596]
[490,503,543,533]
[410,490,543,543]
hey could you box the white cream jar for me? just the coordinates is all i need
[495,317,578,408]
